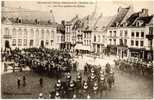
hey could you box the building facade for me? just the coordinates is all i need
[107,7,153,61]
[1,6,58,51]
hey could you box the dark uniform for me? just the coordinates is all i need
[82,82,89,98]
[67,81,75,98]
[39,78,43,87]
[23,76,26,87]
[17,77,21,88]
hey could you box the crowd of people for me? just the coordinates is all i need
[2,48,77,77]
[114,58,153,76]
[3,47,152,99]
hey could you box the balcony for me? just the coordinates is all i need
[146,34,153,40]
[3,35,12,39]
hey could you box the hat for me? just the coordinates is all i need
[55,92,60,96]
[57,80,61,83]
[94,83,98,86]
[73,94,77,98]
[100,77,105,80]
[84,82,88,85]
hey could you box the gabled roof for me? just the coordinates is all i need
[108,6,130,27]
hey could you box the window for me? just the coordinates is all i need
[31,29,34,38]
[149,27,153,35]
[119,39,123,45]
[18,28,22,38]
[84,33,86,38]
[41,29,44,39]
[114,39,116,45]
[131,40,134,46]
[125,30,127,37]
[114,31,116,37]
[51,40,53,46]
[94,35,96,42]
[109,31,112,37]
[23,39,27,46]
[46,30,50,40]
[12,28,16,37]
[148,40,152,48]
[5,27,9,35]
[124,39,127,45]
[140,41,144,46]
[136,41,139,46]
[131,32,134,37]
[141,32,144,37]
[136,32,139,37]
[12,39,16,46]
[98,35,100,42]
[18,39,22,46]
[120,30,123,36]
[30,40,33,46]
[46,40,49,45]
[51,30,54,39]
[84,40,86,45]
[109,39,112,44]
[24,29,27,38]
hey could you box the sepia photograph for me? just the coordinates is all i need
[1,0,153,99]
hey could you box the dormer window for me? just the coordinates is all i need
[18,19,21,23]
[136,20,143,27]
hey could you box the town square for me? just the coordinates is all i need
[1,0,153,99]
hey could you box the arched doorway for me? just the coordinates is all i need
[40,40,44,48]
[4,40,11,53]
[5,40,10,48]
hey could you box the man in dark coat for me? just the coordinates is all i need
[17,77,21,88]
[23,76,26,87]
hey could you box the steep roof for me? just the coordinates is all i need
[95,16,113,29]
[132,15,153,26]
[126,12,139,26]
[108,7,130,27]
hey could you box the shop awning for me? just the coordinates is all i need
[75,44,91,51]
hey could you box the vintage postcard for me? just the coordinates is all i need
[1,0,153,99]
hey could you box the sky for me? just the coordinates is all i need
[4,0,153,23]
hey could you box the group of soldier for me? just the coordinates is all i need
[2,47,116,99]
[114,58,153,76]
[37,63,115,99]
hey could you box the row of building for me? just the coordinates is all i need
[1,4,153,61]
